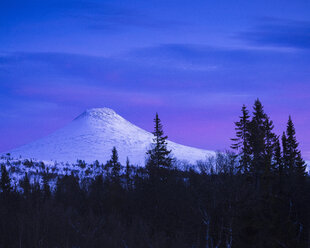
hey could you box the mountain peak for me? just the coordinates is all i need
[85,107,117,117]
[75,107,119,121]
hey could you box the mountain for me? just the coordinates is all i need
[7,108,215,165]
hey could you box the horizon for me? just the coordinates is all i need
[1,0,310,160]
[3,105,310,165]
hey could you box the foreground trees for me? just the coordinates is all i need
[0,101,308,248]
[231,99,308,247]
[231,99,306,178]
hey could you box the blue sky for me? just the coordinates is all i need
[1,0,310,159]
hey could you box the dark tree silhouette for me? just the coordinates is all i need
[231,104,251,173]
[250,99,267,178]
[108,147,122,183]
[146,113,172,170]
[284,116,306,177]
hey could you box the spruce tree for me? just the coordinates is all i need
[109,147,122,182]
[284,116,306,176]
[250,99,267,175]
[146,113,172,170]
[0,164,11,194]
[231,105,251,173]
[249,99,277,191]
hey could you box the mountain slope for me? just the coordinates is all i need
[8,108,215,165]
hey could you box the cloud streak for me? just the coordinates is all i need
[237,19,310,50]
[1,46,310,96]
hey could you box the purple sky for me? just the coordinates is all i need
[1,0,310,160]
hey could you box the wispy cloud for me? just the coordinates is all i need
[15,84,165,107]
[1,47,310,97]
[237,18,310,50]
[64,1,188,32]
[129,42,309,66]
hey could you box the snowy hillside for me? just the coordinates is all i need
[7,108,215,166]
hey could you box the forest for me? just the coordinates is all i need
[0,99,309,248]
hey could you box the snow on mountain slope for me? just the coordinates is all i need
[8,108,215,165]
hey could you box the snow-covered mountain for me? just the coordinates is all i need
[7,108,215,166]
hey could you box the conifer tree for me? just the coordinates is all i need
[250,99,267,175]
[248,99,278,193]
[109,147,122,182]
[231,105,251,173]
[146,113,172,170]
[284,116,306,176]
[247,99,265,191]
[0,164,11,194]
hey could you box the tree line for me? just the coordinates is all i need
[0,99,309,248]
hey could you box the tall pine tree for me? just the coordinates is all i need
[109,147,122,183]
[231,105,252,173]
[146,113,172,170]
[249,99,267,181]
[284,116,306,177]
